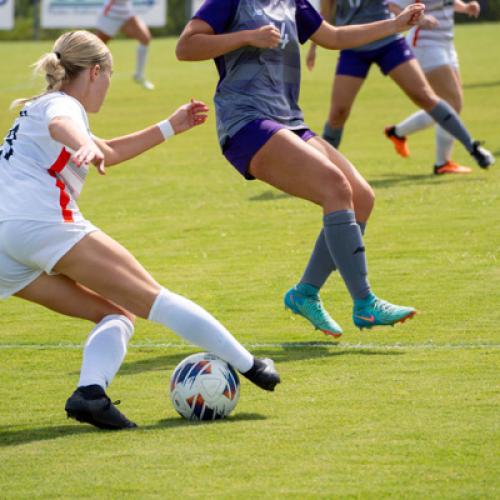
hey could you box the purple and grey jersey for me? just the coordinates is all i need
[334,0,401,51]
[194,0,323,146]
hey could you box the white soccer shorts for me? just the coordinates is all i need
[96,6,133,37]
[0,219,98,299]
[412,43,459,73]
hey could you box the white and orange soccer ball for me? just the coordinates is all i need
[169,353,240,421]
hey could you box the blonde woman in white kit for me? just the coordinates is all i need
[96,0,155,89]
[385,0,489,174]
[0,31,280,431]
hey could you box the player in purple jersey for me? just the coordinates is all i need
[177,0,426,336]
[306,0,493,171]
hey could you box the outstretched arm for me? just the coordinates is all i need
[454,0,480,17]
[311,3,425,50]
[94,100,208,167]
[388,2,439,29]
[49,100,209,171]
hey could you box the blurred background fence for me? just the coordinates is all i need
[0,0,499,41]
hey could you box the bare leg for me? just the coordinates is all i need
[323,75,365,148]
[249,129,353,214]
[295,136,375,292]
[389,59,439,110]
[121,16,151,45]
[95,30,112,44]
[250,130,415,330]
[250,129,371,300]
[390,63,469,169]
[16,273,137,428]
[49,231,270,379]
[389,59,487,162]
[15,273,133,323]
[328,75,366,128]
[425,65,463,112]
[122,16,154,88]
[52,231,160,319]
[306,136,375,222]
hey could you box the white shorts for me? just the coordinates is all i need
[0,219,99,299]
[96,4,134,37]
[412,43,459,73]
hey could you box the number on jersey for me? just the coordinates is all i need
[0,124,20,161]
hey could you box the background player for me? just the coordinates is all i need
[0,30,280,431]
[306,0,493,169]
[176,0,425,337]
[96,0,155,89]
[385,0,488,174]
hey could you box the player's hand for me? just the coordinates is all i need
[418,14,439,29]
[169,99,209,135]
[394,3,426,31]
[306,44,317,71]
[72,141,105,175]
[248,24,281,49]
[466,1,480,18]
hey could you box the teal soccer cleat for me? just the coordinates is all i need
[353,293,416,330]
[284,284,343,338]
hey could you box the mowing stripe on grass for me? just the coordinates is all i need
[0,342,498,350]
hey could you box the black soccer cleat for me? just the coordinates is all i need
[65,385,137,430]
[241,358,281,392]
[470,141,495,168]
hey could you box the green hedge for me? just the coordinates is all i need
[1,0,499,41]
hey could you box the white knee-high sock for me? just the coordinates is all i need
[435,125,454,165]
[78,315,134,390]
[135,43,149,79]
[148,288,254,373]
[395,110,434,137]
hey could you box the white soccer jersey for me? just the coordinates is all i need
[391,0,455,47]
[101,0,134,20]
[0,92,92,224]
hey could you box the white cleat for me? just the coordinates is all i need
[133,75,155,91]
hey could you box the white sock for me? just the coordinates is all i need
[435,125,454,166]
[395,110,434,137]
[148,288,254,373]
[78,315,134,389]
[135,44,149,79]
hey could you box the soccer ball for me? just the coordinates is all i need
[169,352,240,421]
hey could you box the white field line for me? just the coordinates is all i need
[0,342,499,351]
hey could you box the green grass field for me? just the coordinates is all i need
[0,24,499,498]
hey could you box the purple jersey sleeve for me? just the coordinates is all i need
[295,0,323,44]
[193,0,239,34]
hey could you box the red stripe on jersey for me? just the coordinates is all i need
[49,147,71,173]
[104,0,116,16]
[49,147,74,223]
[412,27,421,47]
[412,0,422,47]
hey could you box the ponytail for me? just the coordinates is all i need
[11,30,111,109]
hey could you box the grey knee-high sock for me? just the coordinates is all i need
[300,221,367,291]
[322,123,343,149]
[323,210,370,300]
[428,100,474,152]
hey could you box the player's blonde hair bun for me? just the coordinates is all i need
[12,30,112,108]
[35,51,66,92]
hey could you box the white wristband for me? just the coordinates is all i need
[157,119,175,140]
